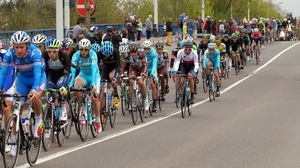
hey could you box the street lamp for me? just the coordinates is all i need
[230,0,233,18]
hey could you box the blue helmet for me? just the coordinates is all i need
[177,41,184,47]
[101,41,114,56]
[91,43,101,52]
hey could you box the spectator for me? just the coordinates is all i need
[188,16,195,36]
[198,17,203,33]
[195,18,200,36]
[177,14,183,39]
[205,16,213,34]
[145,15,153,39]
[124,17,130,29]
[121,29,128,43]
[87,26,99,44]
[73,33,86,51]
[182,22,188,39]
[97,30,104,45]
[219,20,225,37]
[136,17,142,41]
[224,20,230,34]
[127,22,135,41]
[166,18,173,46]
[102,26,122,50]
[72,21,82,43]
[131,15,138,40]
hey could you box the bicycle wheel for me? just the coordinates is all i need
[109,100,117,128]
[100,94,108,131]
[180,84,187,118]
[158,83,163,111]
[212,76,216,101]
[26,112,42,166]
[130,89,138,125]
[187,93,193,116]
[3,114,20,168]
[121,85,127,116]
[90,103,98,138]
[56,119,67,147]
[66,100,72,139]
[42,104,53,151]
[208,75,213,102]
[234,56,238,75]
[175,79,180,108]
[255,48,259,65]
[139,99,145,122]
[76,99,88,142]
[202,75,208,93]
[70,98,80,135]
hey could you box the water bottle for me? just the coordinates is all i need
[22,117,30,133]
[108,95,112,107]
[55,106,60,120]
[186,86,190,95]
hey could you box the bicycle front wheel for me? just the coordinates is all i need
[56,120,67,147]
[180,85,187,118]
[100,94,108,131]
[202,75,208,93]
[66,99,73,139]
[121,85,128,116]
[3,114,20,168]
[42,104,53,151]
[90,103,98,138]
[130,90,138,125]
[109,105,117,128]
[76,100,88,142]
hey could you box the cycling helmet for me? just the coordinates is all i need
[11,31,30,44]
[61,38,73,48]
[90,43,101,52]
[128,42,139,51]
[207,43,216,49]
[107,26,113,32]
[210,35,216,42]
[119,42,128,53]
[78,38,91,49]
[203,34,209,39]
[142,40,151,48]
[0,40,5,49]
[241,29,247,33]
[223,34,229,38]
[254,28,259,33]
[32,34,47,44]
[215,36,221,42]
[45,38,61,49]
[231,34,237,39]
[184,41,193,48]
[155,42,164,49]
[177,41,184,47]
[185,36,194,42]
[101,41,114,56]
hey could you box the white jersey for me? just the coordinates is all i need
[174,48,199,72]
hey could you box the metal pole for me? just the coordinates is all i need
[202,0,205,21]
[248,1,250,21]
[85,0,91,30]
[154,0,158,30]
[231,0,233,18]
[56,0,64,40]
[64,0,70,38]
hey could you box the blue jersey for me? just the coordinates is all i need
[69,50,99,87]
[145,48,157,75]
[0,44,45,92]
[202,49,220,70]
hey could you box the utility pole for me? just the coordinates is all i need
[230,0,233,18]
[202,0,205,21]
[248,0,250,21]
[85,0,91,30]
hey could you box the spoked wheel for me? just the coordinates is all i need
[180,86,187,118]
[100,94,108,131]
[90,104,98,138]
[66,100,73,139]
[187,94,193,116]
[121,85,129,116]
[234,57,238,75]
[109,106,117,128]
[26,112,42,166]
[56,120,67,147]
[3,114,20,168]
[255,49,259,65]
[69,98,79,135]
[139,93,146,122]
[158,83,164,111]
[42,104,53,151]
[130,90,138,125]
[76,100,88,142]
[202,75,208,93]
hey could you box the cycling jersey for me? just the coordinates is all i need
[120,52,130,74]
[215,43,226,53]
[229,39,242,52]
[221,39,231,54]
[174,49,199,72]
[145,48,157,76]
[198,42,208,55]
[128,51,147,76]
[69,50,100,88]
[98,49,121,81]
[202,49,220,71]
[157,52,168,69]
[0,49,15,94]
[0,44,46,94]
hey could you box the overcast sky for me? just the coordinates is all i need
[272,0,300,17]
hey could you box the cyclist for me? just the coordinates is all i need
[0,31,46,149]
[43,38,71,122]
[98,41,121,108]
[229,34,243,69]
[221,34,232,68]
[61,37,76,59]
[198,34,209,61]
[127,42,147,107]
[251,28,262,62]
[68,38,101,133]
[203,43,221,97]
[173,41,199,104]
[32,33,47,53]
[240,29,251,60]
[169,41,184,103]
[215,37,227,77]
[142,40,158,112]
[155,42,169,101]
[120,42,130,75]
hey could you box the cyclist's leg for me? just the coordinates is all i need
[214,65,221,96]
[187,68,195,103]
[56,73,72,121]
[158,67,166,96]
[74,73,87,101]
[88,74,101,132]
[128,66,137,100]
[137,73,147,105]
[2,65,15,125]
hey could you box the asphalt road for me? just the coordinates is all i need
[8,39,300,168]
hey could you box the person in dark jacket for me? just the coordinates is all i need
[127,22,135,41]
[166,18,173,46]
[87,26,99,44]
[102,26,122,50]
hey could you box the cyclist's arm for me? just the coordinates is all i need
[151,51,158,76]
[0,51,12,89]
[114,50,121,76]
[61,51,71,74]
[215,51,221,70]
[90,51,99,87]
[68,52,79,88]
[164,52,169,70]
[174,50,182,72]
[202,50,208,69]
[192,50,199,72]
[120,53,127,75]
[32,49,43,92]
[140,52,148,75]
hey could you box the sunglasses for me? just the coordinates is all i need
[156,48,163,50]
[80,48,90,51]
[47,50,58,54]
[209,49,214,51]
[61,48,70,51]
[143,48,150,50]
[130,50,138,53]
[36,45,43,48]
[184,48,192,51]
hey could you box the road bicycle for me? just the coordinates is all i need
[179,74,192,118]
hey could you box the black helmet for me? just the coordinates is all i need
[128,42,139,51]
[184,41,193,48]
[155,42,164,49]
[107,26,113,32]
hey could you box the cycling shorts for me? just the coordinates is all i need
[204,59,219,72]
[181,64,195,75]
[16,72,46,101]
[76,72,100,93]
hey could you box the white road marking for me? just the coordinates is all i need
[17,42,300,168]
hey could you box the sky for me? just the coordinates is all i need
[272,0,300,17]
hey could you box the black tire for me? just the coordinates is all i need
[121,85,128,116]
[187,94,193,116]
[234,57,238,75]
[180,84,187,118]
[3,114,20,168]
[175,79,179,108]
[70,98,79,135]
[100,94,108,131]
[42,104,53,151]
[66,100,72,139]
[158,83,163,111]
[202,75,208,93]
[255,49,259,65]
[90,103,98,138]
[130,89,138,125]
[56,120,67,147]
[77,99,88,142]
[109,104,117,128]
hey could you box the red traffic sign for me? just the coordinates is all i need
[76,0,96,17]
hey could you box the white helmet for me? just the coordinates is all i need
[207,43,216,49]
[78,38,91,49]
[11,31,30,44]
[119,42,128,53]
[284,18,287,21]
[142,40,151,48]
[32,34,47,44]
[185,36,194,42]
[254,28,259,33]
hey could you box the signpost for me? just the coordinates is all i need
[75,0,95,17]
